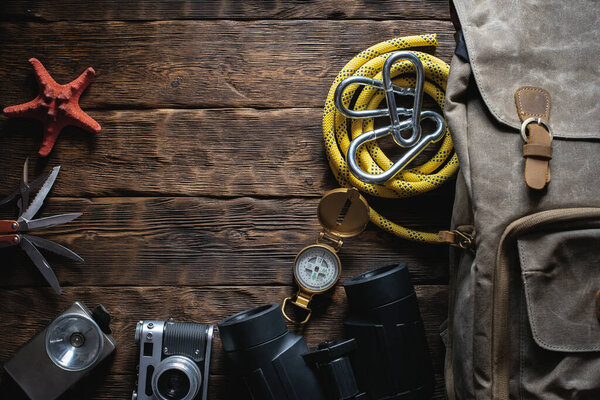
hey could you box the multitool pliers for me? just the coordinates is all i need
[0,159,83,294]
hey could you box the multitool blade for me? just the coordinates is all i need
[0,189,19,207]
[20,166,60,221]
[19,213,82,232]
[18,161,53,217]
[20,235,62,294]
[23,234,84,262]
[19,158,31,217]
[19,183,30,218]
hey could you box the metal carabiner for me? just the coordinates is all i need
[334,51,446,184]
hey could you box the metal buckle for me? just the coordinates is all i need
[520,117,553,142]
[334,51,446,184]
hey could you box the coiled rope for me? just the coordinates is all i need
[322,34,458,243]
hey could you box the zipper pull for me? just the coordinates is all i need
[438,226,474,249]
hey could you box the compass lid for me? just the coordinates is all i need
[317,188,369,238]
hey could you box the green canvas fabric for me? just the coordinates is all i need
[444,1,600,398]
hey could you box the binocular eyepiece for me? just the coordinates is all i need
[218,264,433,400]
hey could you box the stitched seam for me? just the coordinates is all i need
[521,269,600,352]
[519,287,525,400]
[459,22,517,132]
[460,20,598,138]
[517,243,599,351]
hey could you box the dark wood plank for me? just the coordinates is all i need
[0,285,448,380]
[0,6,454,400]
[0,373,447,400]
[0,374,249,400]
[0,0,451,21]
[0,109,457,198]
[0,20,455,109]
[0,196,451,287]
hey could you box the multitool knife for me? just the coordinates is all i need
[0,159,84,294]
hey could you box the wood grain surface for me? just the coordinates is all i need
[0,197,452,288]
[0,1,456,399]
[0,20,454,109]
[0,109,453,197]
[0,0,451,21]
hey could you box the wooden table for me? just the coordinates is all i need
[0,1,455,399]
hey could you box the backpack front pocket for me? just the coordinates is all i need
[517,226,600,399]
[518,229,600,353]
[491,209,600,399]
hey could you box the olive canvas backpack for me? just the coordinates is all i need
[442,1,600,398]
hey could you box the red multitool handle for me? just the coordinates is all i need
[0,220,19,233]
[0,234,20,246]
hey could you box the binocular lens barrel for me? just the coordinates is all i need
[343,264,434,399]
[219,303,288,351]
[218,304,325,400]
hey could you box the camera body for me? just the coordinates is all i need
[4,301,116,400]
[133,319,214,400]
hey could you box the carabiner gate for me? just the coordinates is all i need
[334,51,446,184]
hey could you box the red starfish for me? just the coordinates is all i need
[3,58,101,157]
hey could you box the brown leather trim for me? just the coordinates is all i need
[438,230,456,244]
[514,87,552,190]
[515,87,550,119]
[523,143,553,159]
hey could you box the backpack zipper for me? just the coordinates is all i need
[491,208,600,399]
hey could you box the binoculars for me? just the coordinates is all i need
[218,264,434,400]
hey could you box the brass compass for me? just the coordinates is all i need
[282,187,370,324]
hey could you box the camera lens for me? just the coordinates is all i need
[151,355,201,400]
[157,369,190,399]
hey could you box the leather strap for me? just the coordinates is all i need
[514,87,552,190]
[522,144,552,159]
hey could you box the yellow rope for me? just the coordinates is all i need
[322,34,458,243]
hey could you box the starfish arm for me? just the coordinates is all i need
[3,97,45,119]
[61,103,101,134]
[38,123,64,157]
[68,109,101,134]
[29,58,57,88]
[69,67,96,98]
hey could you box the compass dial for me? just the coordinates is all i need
[294,245,340,292]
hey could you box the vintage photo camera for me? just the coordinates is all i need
[4,301,116,400]
[133,319,214,400]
